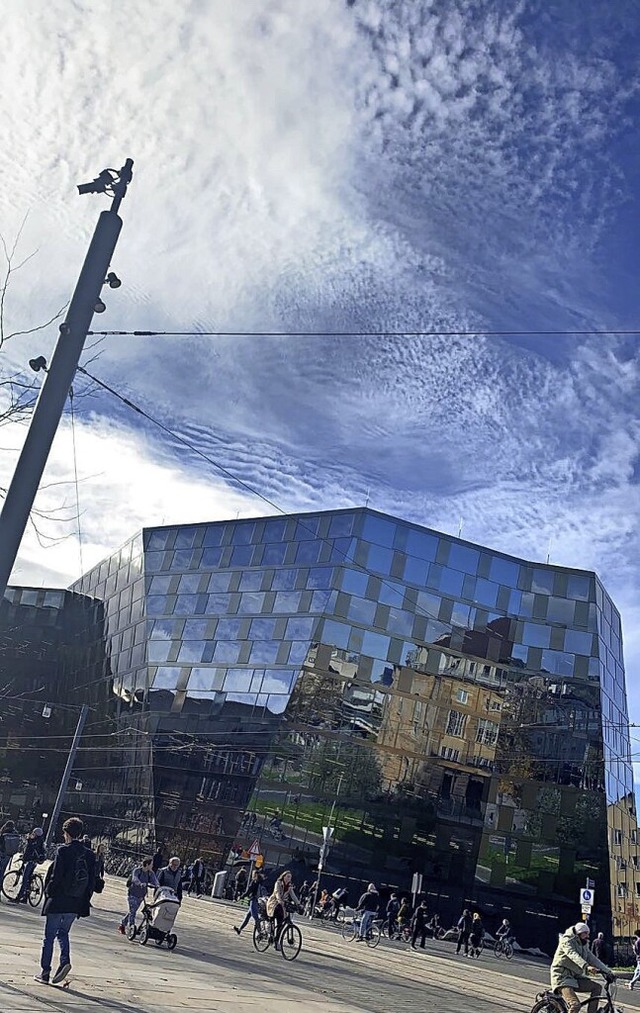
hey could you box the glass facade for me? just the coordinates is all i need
[5,507,634,952]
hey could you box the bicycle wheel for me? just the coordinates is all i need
[341,920,357,942]
[1,870,21,901]
[280,923,302,961]
[28,875,44,907]
[380,918,390,938]
[365,923,381,948]
[253,919,272,953]
[530,999,563,1013]
[504,941,514,960]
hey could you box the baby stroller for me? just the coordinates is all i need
[131,887,180,950]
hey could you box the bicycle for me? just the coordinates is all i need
[341,914,381,948]
[253,911,303,961]
[495,937,514,960]
[1,861,44,907]
[530,976,620,1013]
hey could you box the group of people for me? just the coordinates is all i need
[232,869,300,946]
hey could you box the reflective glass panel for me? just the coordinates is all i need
[362,630,391,659]
[147,596,168,616]
[322,620,351,649]
[366,544,394,575]
[183,619,209,639]
[531,568,555,594]
[223,670,252,692]
[213,641,242,663]
[285,616,316,639]
[489,556,520,586]
[152,667,181,689]
[147,530,172,551]
[202,547,224,567]
[448,543,480,575]
[231,522,255,544]
[208,572,232,592]
[473,579,498,608]
[378,580,405,607]
[295,517,320,540]
[238,592,266,614]
[250,618,277,639]
[178,642,206,663]
[296,540,322,564]
[387,607,414,637]
[541,650,574,676]
[239,571,262,591]
[263,544,287,565]
[203,525,224,546]
[307,567,334,589]
[522,622,551,648]
[329,513,355,536]
[216,618,244,640]
[262,670,295,693]
[150,576,172,594]
[440,568,464,596]
[416,590,441,618]
[340,568,368,596]
[405,528,438,561]
[264,519,287,541]
[547,597,576,625]
[403,556,429,585]
[272,569,297,591]
[178,573,201,594]
[231,545,253,566]
[175,595,198,615]
[250,641,280,664]
[362,514,397,547]
[207,594,233,613]
[347,596,377,625]
[175,527,198,549]
[148,641,172,663]
[273,591,302,613]
[310,589,335,612]
[188,668,224,691]
[288,641,310,664]
[150,619,180,640]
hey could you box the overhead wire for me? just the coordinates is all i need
[86,328,640,337]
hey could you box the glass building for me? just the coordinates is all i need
[8,507,637,950]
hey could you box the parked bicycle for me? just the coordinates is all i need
[494,937,514,960]
[2,859,44,906]
[253,911,303,961]
[341,915,381,948]
[530,975,619,1013]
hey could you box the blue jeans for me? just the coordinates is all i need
[17,861,36,901]
[359,910,374,938]
[121,894,143,927]
[238,898,259,933]
[41,913,76,974]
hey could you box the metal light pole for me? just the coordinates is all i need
[309,773,343,919]
[45,703,89,848]
[0,160,134,600]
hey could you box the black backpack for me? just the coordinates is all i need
[1,833,21,858]
[66,849,90,898]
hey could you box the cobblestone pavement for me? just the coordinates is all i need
[0,880,636,1012]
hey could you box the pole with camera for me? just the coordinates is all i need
[0,159,134,599]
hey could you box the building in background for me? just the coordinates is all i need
[2,508,636,950]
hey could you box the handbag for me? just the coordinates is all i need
[93,875,105,894]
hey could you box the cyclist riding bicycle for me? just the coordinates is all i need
[266,871,300,947]
[550,922,615,1013]
[16,827,45,904]
[496,918,512,943]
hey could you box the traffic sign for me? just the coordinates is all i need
[580,888,595,906]
[248,838,260,857]
[581,905,592,915]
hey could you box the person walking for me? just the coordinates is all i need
[189,857,205,897]
[152,847,164,873]
[35,816,96,986]
[591,931,605,960]
[356,883,379,941]
[397,897,411,936]
[233,870,263,936]
[551,922,615,1012]
[0,820,21,879]
[386,892,400,938]
[157,857,183,901]
[16,827,46,903]
[469,912,484,957]
[94,844,106,880]
[456,908,473,955]
[411,899,429,950]
[118,857,158,934]
[628,929,640,990]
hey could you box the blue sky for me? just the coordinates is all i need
[0,0,639,730]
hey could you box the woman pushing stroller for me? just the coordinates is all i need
[118,857,158,934]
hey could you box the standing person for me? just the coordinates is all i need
[266,871,301,947]
[386,892,400,938]
[233,870,263,936]
[628,929,640,990]
[411,899,429,950]
[469,912,484,957]
[118,857,158,934]
[35,816,96,986]
[0,820,21,879]
[591,932,605,960]
[16,827,46,904]
[456,908,473,955]
[550,922,615,1012]
[157,857,183,901]
[152,847,164,873]
[189,857,205,897]
[94,844,106,880]
[356,883,379,941]
[81,835,93,852]
[234,865,248,900]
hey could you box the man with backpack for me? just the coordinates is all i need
[35,816,96,986]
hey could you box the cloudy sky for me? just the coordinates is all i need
[1,1,639,719]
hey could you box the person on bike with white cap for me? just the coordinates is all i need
[550,922,615,1013]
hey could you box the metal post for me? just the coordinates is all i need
[309,773,343,919]
[0,161,133,600]
[45,704,89,847]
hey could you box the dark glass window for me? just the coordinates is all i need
[231,522,255,544]
[147,595,168,616]
[367,544,394,575]
[405,528,438,561]
[448,544,480,575]
[387,607,414,637]
[208,572,232,593]
[378,580,405,607]
[231,545,254,566]
[362,514,397,547]
[175,527,198,549]
[295,517,320,540]
[489,556,520,586]
[522,622,551,648]
[403,556,429,585]
[202,525,224,546]
[178,573,201,594]
[440,568,464,596]
[264,519,287,541]
[547,597,576,625]
[207,593,233,613]
[564,629,593,655]
[285,616,316,640]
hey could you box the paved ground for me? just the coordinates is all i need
[0,879,636,1012]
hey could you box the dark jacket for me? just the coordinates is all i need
[152,852,164,873]
[243,877,263,901]
[157,865,183,901]
[412,905,428,929]
[43,840,96,917]
[357,890,379,914]
[458,912,473,933]
[24,837,46,863]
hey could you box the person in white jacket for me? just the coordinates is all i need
[550,923,615,1013]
